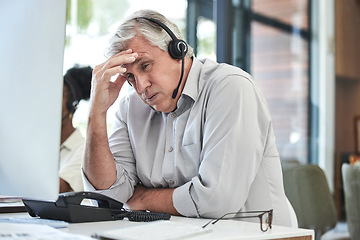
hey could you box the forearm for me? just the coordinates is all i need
[83,49,138,190]
[83,113,117,190]
[127,185,180,215]
[59,178,72,193]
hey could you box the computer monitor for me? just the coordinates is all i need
[0,0,67,201]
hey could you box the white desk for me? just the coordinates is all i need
[1,212,314,240]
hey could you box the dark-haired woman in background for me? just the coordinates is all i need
[60,65,92,193]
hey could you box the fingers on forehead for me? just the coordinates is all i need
[94,49,136,74]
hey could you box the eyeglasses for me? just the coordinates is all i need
[202,209,273,232]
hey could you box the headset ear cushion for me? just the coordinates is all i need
[168,39,188,59]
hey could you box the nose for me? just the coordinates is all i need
[135,74,151,93]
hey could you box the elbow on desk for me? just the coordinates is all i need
[194,187,245,219]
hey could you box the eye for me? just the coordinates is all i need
[141,64,148,70]
[141,63,151,71]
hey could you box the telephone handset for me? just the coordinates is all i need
[22,191,171,223]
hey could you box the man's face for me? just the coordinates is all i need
[123,35,181,113]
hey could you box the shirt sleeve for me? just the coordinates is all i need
[59,145,84,192]
[59,130,86,192]
[173,74,272,218]
[82,162,136,201]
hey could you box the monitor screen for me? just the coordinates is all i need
[0,0,67,201]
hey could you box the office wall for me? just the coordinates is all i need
[335,0,360,143]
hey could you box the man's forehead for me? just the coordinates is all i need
[134,52,149,62]
[124,52,150,67]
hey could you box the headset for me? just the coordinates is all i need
[136,17,188,99]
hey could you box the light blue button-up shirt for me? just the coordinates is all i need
[83,57,293,227]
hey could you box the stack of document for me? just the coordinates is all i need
[0,223,92,240]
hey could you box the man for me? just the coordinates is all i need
[83,9,295,227]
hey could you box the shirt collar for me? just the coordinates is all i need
[180,57,202,102]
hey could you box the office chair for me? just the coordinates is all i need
[283,164,337,240]
[342,163,360,240]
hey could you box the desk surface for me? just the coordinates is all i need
[1,212,314,240]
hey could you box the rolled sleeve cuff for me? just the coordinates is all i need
[81,165,133,203]
[173,181,200,217]
[81,169,96,191]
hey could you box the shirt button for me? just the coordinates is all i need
[169,180,175,185]
[168,146,173,152]
[172,113,176,118]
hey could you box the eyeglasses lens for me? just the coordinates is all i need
[261,213,268,231]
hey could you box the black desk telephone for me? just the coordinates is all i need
[22,191,171,223]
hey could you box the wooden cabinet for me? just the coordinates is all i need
[334,0,360,220]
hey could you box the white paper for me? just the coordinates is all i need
[94,220,212,240]
[0,223,92,240]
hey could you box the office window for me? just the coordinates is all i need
[196,16,216,60]
[251,0,310,163]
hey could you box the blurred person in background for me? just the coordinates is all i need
[60,65,92,193]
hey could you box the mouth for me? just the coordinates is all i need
[143,92,158,103]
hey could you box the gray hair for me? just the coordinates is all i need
[106,10,193,58]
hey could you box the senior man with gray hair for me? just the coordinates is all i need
[83,9,295,228]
